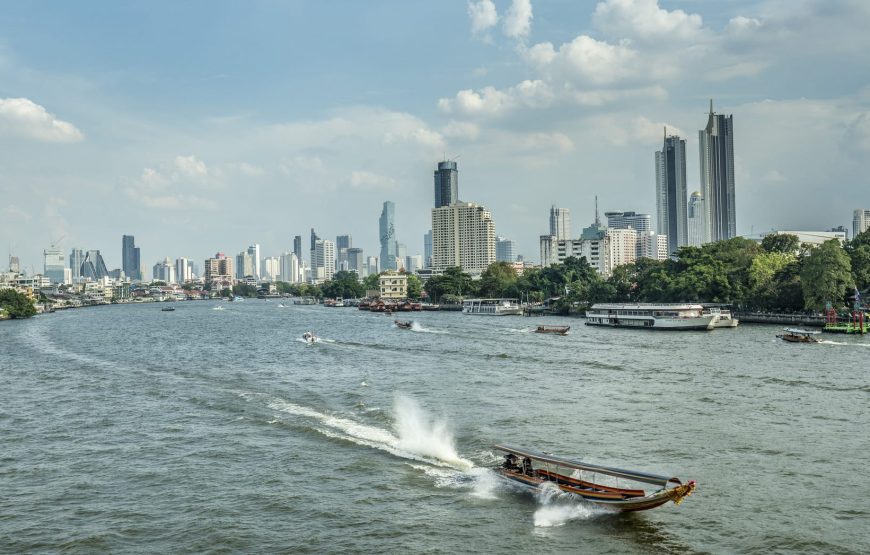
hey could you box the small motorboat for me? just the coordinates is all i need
[777,328,821,343]
[394,320,413,330]
[161,306,176,312]
[212,306,224,311]
[302,331,317,344]
[535,325,569,335]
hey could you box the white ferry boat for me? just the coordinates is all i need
[585,303,717,330]
[703,307,739,328]
[462,298,523,316]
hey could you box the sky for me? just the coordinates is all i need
[2,0,869,273]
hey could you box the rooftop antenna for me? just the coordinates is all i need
[594,195,601,226]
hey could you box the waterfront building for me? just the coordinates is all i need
[637,231,669,261]
[175,257,193,283]
[80,250,109,281]
[293,235,303,262]
[687,192,707,247]
[69,249,84,281]
[431,201,496,275]
[540,220,611,276]
[379,270,408,299]
[43,247,66,284]
[379,201,398,271]
[699,100,736,242]
[312,239,335,283]
[279,252,301,283]
[347,248,364,275]
[235,251,255,279]
[607,228,638,269]
[424,230,432,269]
[153,257,176,283]
[434,160,459,208]
[496,236,516,263]
[854,209,870,238]
[549,206,571,240]
[656,131,688,256]
[605,211,651,233]
[122,235,142,281]
[204,253,233,284]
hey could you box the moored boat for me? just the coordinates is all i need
[776,328,821,343]
[585,303,716,330]
[703,306,739,328]
[535,325,570,335]
[493,444,696,512]
[462,298,522,316]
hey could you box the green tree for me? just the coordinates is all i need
[362,273,381,293]
[848,245,870,292]
[0,289,37,319]
[406,274,423,300]
[477,262,518,298]
[321,270,365,299]
[232,283,259,297]
[761,233,800,254]
[800,239,852,310]
[747,251,795,309]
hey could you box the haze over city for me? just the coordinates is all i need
[2,0,868,270]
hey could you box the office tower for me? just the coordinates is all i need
[604,211,652,233]
[175,257,192,283]
[152,257,175,283]
[122,235,141,281]
[9,255,20,273]
[687,192,707,247]
[312,239,335,282]
[80,250,109,280]
[656,130,688,256]
[424,230,432,269]
[366,256,379,277]
[396,243,407,268]
[235,251,255,279]
[379,201,397,271]
[434,160,459,208]
[405,255,423,274]
[309,228,320,266]
[347,248,364,275]
[69,249,84,280]
[549,206,571,240]
[496,236,516,262]
[854,209,870,238]
[246,244,261,279]
[43,247,65,284]
[204,253,233,282]
[280,252,301,283]
[262,256,280,282]
[293,235,303,261]
[336,235,352,271]
[431,202,495,275]
[699,100,736,241]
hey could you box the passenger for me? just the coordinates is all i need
[522,457,533,476]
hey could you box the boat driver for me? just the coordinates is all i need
[522,457,533,476]
[503,454,519,471]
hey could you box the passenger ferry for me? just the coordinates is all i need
[585,303,717,330]
[462,298,522,316]
[703,306,739,328]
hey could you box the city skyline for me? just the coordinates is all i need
[2,1,869,271]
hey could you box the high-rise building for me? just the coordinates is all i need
[347,248,364,275]
[204,253,233,283]
[312,239,336,283]
[43,247,66,284]
[699,100,736,241]
[8,255,20,273]
[69,249,84,281]
[637,231,669,261]
[496,236,516,262]
[431,202,495,275]
[122,235,141,281]
[153,257,176,283]
[434,160,459,208]
[854,209,870,239]
[550,206,571,240]
[366,256,379,277]
[235,251,255,279]
[336,235,352,271]
[539,224,611,276]
[379,201,397,271]
[293,235,303,261]
[310,228,321,264]
[423,230,433,269]
[687,192,707,247]
[656,130,688,256]
[80,250,109,281]
[280,252,301,283]
[246,244,261,279]
[262,256,280,282]
[405,255,423,274]
[175,257,192,283]
[605,211,652,233]
[607,228,637,269]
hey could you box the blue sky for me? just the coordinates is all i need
[2,0,869,272]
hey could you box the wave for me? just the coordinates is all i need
[532,482,601,527]
[410,322,446,334]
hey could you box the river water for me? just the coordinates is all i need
[1,301,868,554]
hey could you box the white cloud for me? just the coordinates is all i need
[468,0,498,40]
[590,115,683,146]
[726,15,762,34]
[3,204,32,222]
[438,86,515,117]
[124,154,219,211]
[519,132,574,153]
[442,120,480,140]
[593,0,703,41]
[174,155,208,178]
[347,170,398,191]
[527,35,643,86]
[0,97,84,143]
[503,0,533,40]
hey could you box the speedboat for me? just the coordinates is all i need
[535,325,569,335]
[161,306,176,312]
[777,328,821,343]
[302,331,317,344]
[394,320,413,330]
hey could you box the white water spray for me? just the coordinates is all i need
[394,394,473,469]
[532,482,598,527]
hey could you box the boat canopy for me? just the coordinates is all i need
[493,444,679,487]
[782,328,821,335]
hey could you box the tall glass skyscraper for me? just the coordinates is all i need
[687,192,707,247]
[434,161,459,208]
[656,131,688,256]
[43,247,65,284]
[496,236,516,262]
[379,201,397,270]
[699,100,736,242]
[122,235,141,281]
[293,235,302,261]
[549,206,571,240]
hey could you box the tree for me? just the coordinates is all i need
[477,262,518,298]
[321,271,365,299]
[232,283,259,297]
[747,251,795,309]
[800,239,852,310]
[0,289,37,319]
[362,273,381,293]
[761,233,800,254]
[848,245,870,292]
[406,274,423,300]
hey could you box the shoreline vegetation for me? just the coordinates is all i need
[4,231,869,321]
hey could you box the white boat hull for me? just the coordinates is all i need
[585,314,716,330]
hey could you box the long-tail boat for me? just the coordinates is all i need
[535,325,570,335]
[776,328,821,343]
[493,444,695,512]
[394,320,413,329]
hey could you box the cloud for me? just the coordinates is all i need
[503,0,533,40]
[347,170,398,191]
[590,115,684,146]
[438,80,553,117]
[593,0,704,42]
[518,132,574,153]
[3,204,32,222]
[124,155,219,211]
[442,120,480,140]
[0,98,84,143]
[468,0,498,40]
[174,155,208,178]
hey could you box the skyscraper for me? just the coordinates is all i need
[312,239,335,283]
[347,248,364,275]
[310,228,320,263]
[434,160,459,208]
[656,131,688,256]
[496,236,516,262]
[247,244,261,279]
[431,202,495,275]
[379,201,397,271]
[235,251,255,279]
[69,249,84,281]
[204,253,233,283]
[80,250,109,281]
[153,257,175,283]
[43,247,65,284]
[293,235,303,261]
[423,230,432,269]
[687,192,707,247]
[604,211,651,233]
[336,235,352,271]
[853,209,870,239]
[175,257,192,283]
[699,100,736,241]
[549,206,571,240]
[122,235,141,281]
